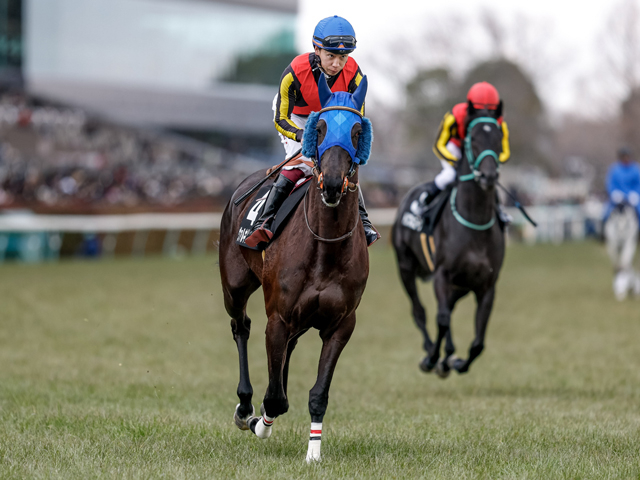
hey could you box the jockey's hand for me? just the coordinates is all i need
[628,191,640,206]
[611,190,625,204]
[295,129,304,142]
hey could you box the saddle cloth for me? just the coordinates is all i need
[236,177,312,250]
[400,186,450,236]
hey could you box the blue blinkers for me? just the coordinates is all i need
[302,75,373,167]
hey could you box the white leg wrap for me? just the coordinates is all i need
[305,422,322,463]
[254,414,274,439]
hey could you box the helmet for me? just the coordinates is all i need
[312,16,357,54]
[467,82,500,109]
[617,146,632,158]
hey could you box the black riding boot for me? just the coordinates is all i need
[244,174,295,248]
[495,191,513,225]
[358,187,380,246]
[422,181,442,207]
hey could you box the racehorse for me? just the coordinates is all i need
[392,104,506,378]
[218,75,372,462]
[604,202,640,300]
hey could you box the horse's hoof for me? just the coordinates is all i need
[306,451,321,464]
[450,357,468,373]
[419,356,435,373]
[435,359,451,379]
[234,403,255,431]
[446,354,458,367]
[249,416,273,439]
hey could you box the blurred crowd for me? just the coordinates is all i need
[0,92,260,212]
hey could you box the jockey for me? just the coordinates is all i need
[244,15,380,248]
[421,82,511,219]
[603,146,640,222]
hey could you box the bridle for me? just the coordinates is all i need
[311,104,361,203]
[450,116,501,231]
[306,104,362,241]
[459,116,501,183]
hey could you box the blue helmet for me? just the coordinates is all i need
[312,16,357,54]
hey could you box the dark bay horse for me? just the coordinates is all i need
[219,76,371,462]
[392,103,506,378]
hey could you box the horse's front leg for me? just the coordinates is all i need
[248,315,291,439]
[427,269,465,375]
[306,313,356,463]
[452,286,495,374]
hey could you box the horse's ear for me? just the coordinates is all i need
[351,75,368,111]
[495,100,503,119]
[467,99,476,116]
[318,74,333,108]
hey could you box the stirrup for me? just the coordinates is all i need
[244,220,274,248]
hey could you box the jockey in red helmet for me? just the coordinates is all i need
[421,82,511,218]
[244,15,380,249]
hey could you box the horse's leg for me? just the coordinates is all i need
[427,269,465,373]
[398,266,434,371]
[435,289,467,378]
[249,315,291,439]
[452,286,496,374]
[306,314,356,463]
[283,329,308,396]
[224,279,260,430]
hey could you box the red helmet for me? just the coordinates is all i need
[467,82,500,109]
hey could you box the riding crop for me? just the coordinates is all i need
[496,181,538,227]
[233,148,303,206]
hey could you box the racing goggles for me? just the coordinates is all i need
[313,35,357,51]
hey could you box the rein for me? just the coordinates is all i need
[450,186,495,231]
[303,185,360,243]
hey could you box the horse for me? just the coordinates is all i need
[392,104,506,378]
[218,75,372,463]
[604,202,640,300]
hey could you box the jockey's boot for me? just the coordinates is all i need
[421,181,442,208]
[495,191,513,225]
[244,174,295,248]
[358,188,381,246]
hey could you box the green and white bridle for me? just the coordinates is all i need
[450,116,501,231]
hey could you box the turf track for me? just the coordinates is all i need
[0,242,638,478]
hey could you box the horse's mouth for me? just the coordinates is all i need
[321,193,341,208]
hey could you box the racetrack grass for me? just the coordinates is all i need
[0,241,638,479]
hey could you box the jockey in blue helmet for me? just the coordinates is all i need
[244,15,380,249]
[603,146,640,223]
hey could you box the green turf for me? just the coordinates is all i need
[0,242,638,479]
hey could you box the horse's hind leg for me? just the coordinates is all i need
[221,253,261,429]
[306,313,356,463]
[398,266,434,370]
[452,286,495,374]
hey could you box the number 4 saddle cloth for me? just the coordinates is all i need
[236,177,313,250]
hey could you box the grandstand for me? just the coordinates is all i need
[0,0,301,213]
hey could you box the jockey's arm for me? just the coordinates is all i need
[433,112,459,164]
[499,121,511,163]
[274,67,304,142]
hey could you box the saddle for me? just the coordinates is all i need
[400,186,451,236]
[236,177,312,250]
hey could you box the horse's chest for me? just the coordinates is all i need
[451,251,496,285]
[276,264,366,321]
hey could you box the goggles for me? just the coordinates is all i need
[313,35,357,50]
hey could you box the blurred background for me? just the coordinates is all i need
[0,0,637,261]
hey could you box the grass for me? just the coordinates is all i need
[0,241,639,479]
